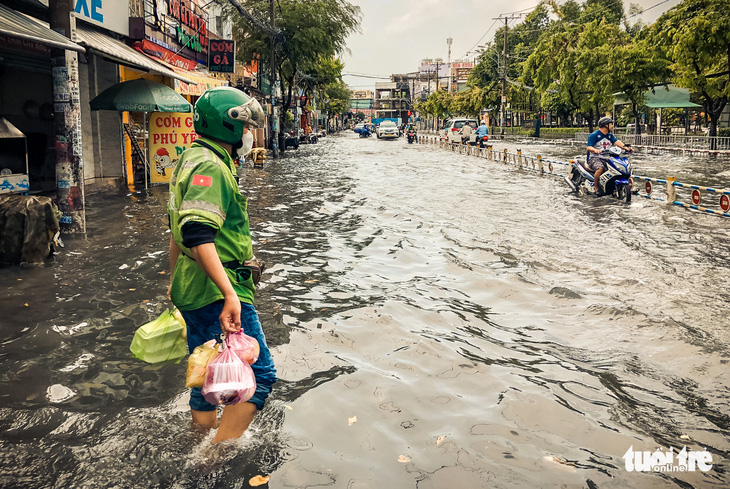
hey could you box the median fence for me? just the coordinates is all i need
[575,133,730,157]
[415,135,730,218]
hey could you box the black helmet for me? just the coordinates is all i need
[598,117,614,128]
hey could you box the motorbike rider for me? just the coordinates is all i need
[476,120,489,138]
[459,122,474,144]
[586,117,632,194]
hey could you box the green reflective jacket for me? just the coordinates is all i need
[168,138,254,311]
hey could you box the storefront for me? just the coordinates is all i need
[73,23,198,187]
[0,3,85,194]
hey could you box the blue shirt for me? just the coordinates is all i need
[476,124,489,137]
[586,130,617,161]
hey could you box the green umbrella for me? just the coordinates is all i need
[90,78,192,113]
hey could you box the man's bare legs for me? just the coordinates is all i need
[191,402,257,443]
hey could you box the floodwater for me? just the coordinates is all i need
[0,133,728,488]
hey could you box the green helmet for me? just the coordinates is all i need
[193,86,265,145]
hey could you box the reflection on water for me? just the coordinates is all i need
[0,134,728,488]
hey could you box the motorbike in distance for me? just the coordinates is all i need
[406,129,417,144]
[564,146,634,203]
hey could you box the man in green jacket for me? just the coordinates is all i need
[167,86,277,443]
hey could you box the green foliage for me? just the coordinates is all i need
[652,0,730,136]
[418,90,455,118]
[325,79,352,115]
[232,0,361,110]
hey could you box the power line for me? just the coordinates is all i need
[456,18,500,62]
[342,72,391,79]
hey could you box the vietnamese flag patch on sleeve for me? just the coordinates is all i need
[192,174,213,187]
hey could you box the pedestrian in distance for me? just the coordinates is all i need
[167,86,277,443]
[586,117,633,194]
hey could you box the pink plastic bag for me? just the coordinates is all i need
[227,331,260,365]
[202,341,256,406]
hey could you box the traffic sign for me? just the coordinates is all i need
[720,194,729,212]
[645,181,652,195]
[691,189,701,205]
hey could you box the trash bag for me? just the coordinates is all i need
[0,195,60,265]
[130,308,188,364]
[202,341,256,406]
[186,339,220,388]
[226,331,260,365]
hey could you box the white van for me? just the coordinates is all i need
[443,118,478,144]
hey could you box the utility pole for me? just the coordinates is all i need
[447,37,452,94]
[494,14,521,137]
[269,0,278,157]
[434,60,441,131]
[49,0,85,233]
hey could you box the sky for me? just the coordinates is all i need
[340,0,684,90]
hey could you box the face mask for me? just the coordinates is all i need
[240,130,254,157]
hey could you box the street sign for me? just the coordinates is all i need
[209,40,235,73]
[720,194,729,212]
[691,189,701,205]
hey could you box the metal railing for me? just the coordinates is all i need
[415,135,730,218]
[575,132,730,152]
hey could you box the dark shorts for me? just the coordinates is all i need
[586,156,605,172]
[180,301,277,412]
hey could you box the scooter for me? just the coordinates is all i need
[564,146,633,203]
[406,130,416,144]
[477,135,489,148]
[359,128,371,138]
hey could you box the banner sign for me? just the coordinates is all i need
[73,0,129,36]
[208,40,235,73]
[166,0,208,52]
[148,112,197,183]
[174,73,228,96]
[135,40,197,71]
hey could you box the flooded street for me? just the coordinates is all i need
[1,132,729,488]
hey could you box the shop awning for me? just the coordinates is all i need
[0,3,83,52]
[0,116,26,138]
[614,85,702,108]
[74,24,197,85]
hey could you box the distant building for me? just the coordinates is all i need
[374,82,410,121]
[349,89,374,116]
[449,60,474,93]
[419,58,449,95]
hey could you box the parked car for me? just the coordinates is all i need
[442,118,478,144]
[376,120,399,139]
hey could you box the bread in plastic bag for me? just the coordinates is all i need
[227,331,260,365]
[202,344,256,405]
[130,308,188,364]
[186,339,220,388]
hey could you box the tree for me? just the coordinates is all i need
[653,0,730,139]
[231,0,361,112]
[324,79,351,116]
[608,35,671,135]
[417,90,455,120]
[523,17,618,131]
